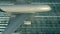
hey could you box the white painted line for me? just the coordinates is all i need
[0,24,8,25]
[0,27,6,28]
[34,16,60,17]
[0,29,5,31]
[32,3,60,4]
[0,17,10,18]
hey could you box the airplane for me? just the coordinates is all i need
[1,0,52,34]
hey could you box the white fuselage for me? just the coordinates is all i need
[0,4,51,13]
